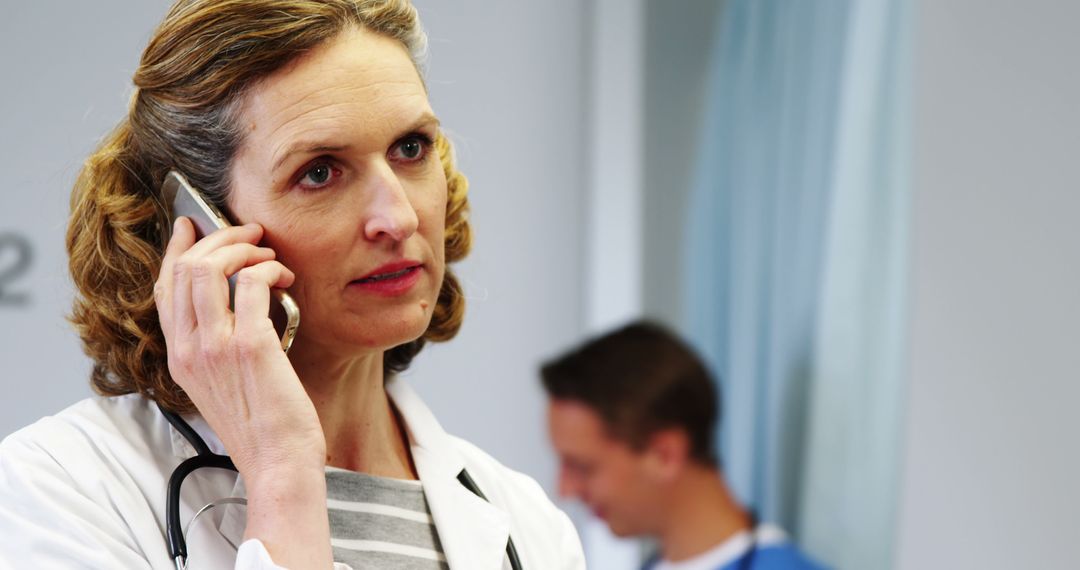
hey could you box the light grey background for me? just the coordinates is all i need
[0,2,167,433]
[896,0,1080,568]
[641,0,722,328]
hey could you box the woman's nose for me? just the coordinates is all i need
[362,162,420,243]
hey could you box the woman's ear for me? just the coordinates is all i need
[643,428,692,482]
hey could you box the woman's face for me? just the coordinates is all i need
[227,27,446,357]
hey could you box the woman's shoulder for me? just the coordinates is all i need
[447,434,585,566]
[447,435,552,504]
[4,393,159,443]
[0,395,180,565]
[0,393,169,483]
[389,380,583,546]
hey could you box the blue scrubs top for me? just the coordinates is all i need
[641,537,827,570]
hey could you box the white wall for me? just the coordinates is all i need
[0,1,588,501]
[897,1,1080,568]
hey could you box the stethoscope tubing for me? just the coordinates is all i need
[158,404,523,570]
[160,405,238,568]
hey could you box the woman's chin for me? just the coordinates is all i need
[301,310,433,355]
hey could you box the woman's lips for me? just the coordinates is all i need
[349,265,423,296]
[356,260,422,281]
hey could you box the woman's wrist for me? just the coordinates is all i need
[230,422,327,480]
[243,463,333,568]
[243,457,326,493]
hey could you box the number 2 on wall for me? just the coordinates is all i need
[0,233,32,306]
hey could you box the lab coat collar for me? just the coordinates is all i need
[387,378,511,570]
[162,379,512,569]
[167,411,226,458]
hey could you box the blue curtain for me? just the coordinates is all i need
[682,1,910,568]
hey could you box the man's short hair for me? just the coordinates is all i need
[541,321,719,466]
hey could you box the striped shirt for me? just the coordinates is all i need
[325,467,449,569]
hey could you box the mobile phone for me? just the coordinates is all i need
[161,170,300,353]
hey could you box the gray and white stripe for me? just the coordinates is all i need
[325,467,448,570]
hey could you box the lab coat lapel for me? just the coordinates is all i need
[388,379,511,570]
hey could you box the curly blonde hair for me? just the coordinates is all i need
[66,0,471,413]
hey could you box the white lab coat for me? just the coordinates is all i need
[0,378,585,570]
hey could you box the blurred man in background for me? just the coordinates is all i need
[541,321,823,569]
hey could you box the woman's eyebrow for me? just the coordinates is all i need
[390,111,442,142]
[270,112,440,174]
[404,111,441,133]
[272,143,351,174]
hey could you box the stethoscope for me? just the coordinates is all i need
[159,404,523,570]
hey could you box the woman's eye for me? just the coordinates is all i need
[400,140,422,159]
[298,162,339,189]
[390,134,432,163]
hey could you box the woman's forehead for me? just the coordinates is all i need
[237,27,433,162]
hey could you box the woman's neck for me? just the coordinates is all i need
[287,341,417,479]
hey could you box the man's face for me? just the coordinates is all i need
[547,399,664,537]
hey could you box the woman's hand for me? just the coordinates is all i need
[155,217,333,568]
[155,216,324,472]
